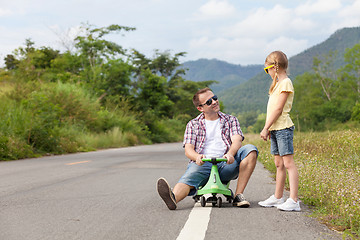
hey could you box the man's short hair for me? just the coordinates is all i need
[193,87,212,107]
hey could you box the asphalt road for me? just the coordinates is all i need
[0,143,341,240]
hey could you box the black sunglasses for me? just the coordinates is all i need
[199,95,218,106]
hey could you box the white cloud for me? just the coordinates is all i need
[264,36,308,59]
[338,0,360,17]
[331,0,360,31]
[189,36,267,64]
[0,0,360,66]
[227,5,314,39]
[187,2,332,64]
[194,0,236,20]
[0,8,12,17]
[295,0,342,16]
[47,25,85,52]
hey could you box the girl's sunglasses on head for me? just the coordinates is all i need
[264,65,274,74]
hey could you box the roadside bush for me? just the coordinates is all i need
[27,126,60,153]
[24,82,101,130]
[0,97,32,137]
[151,118,185,143]
[0,134,34,160]
[57,124,90,153]
[140,110,186,143]
[0,81,153,158]
[0,135,11,159]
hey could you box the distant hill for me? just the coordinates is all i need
[220,26,360,114]
[181,58,262,93]
[289,27,360,77]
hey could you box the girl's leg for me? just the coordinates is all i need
[282,154,299,201]
[274,155,286,199]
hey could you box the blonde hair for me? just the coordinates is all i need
[265,51,288,94]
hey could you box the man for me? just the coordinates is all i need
[157,88,258,210]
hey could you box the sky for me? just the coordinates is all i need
[0,0,360,66]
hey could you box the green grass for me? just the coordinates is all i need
[80,127,141,150]
[246,130,360,238]
[0,82,13,96]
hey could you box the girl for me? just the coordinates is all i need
[259,51,300,211]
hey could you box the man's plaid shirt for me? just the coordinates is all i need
[183,111,244,159]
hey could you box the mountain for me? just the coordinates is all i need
[220,26,360,114]
[289,27,360,77]
[181,58,262,93]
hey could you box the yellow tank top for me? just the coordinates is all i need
[267,78,294,131]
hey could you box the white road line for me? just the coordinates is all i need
[176,202,212,240]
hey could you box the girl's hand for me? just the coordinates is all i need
[260,128,270,141]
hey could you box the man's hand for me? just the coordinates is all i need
[195,154,205,166]
[223,153,235,165]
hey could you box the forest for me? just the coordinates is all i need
[0,23,214,160]
[291,48,360,131]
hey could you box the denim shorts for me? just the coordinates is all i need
[270,126,295,156]
[178,144,258,196]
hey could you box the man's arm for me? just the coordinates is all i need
[184,143,205,166]
[223,134,242,164]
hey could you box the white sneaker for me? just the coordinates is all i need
[277,198,301,211]
[258,195,285,207]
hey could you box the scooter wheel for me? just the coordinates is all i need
[217,197,222,208]
[200,196,206,207]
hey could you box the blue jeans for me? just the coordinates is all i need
[178,144,258,196]
[270,126,295,156]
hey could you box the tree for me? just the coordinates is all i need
[292,72,324,130]
[130,49,215,118]
[7,39,60,82]
[69,23,136,101]
[99,59,133,102]
[312,51,338,101]
[4,54,19,70]
[135,69,173,117]
[74,23,135,86]
[32,47,60,69]
[341,43,360,101]
[293,47,360,130]
[75,23,135,68]
[340,43,360,122]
